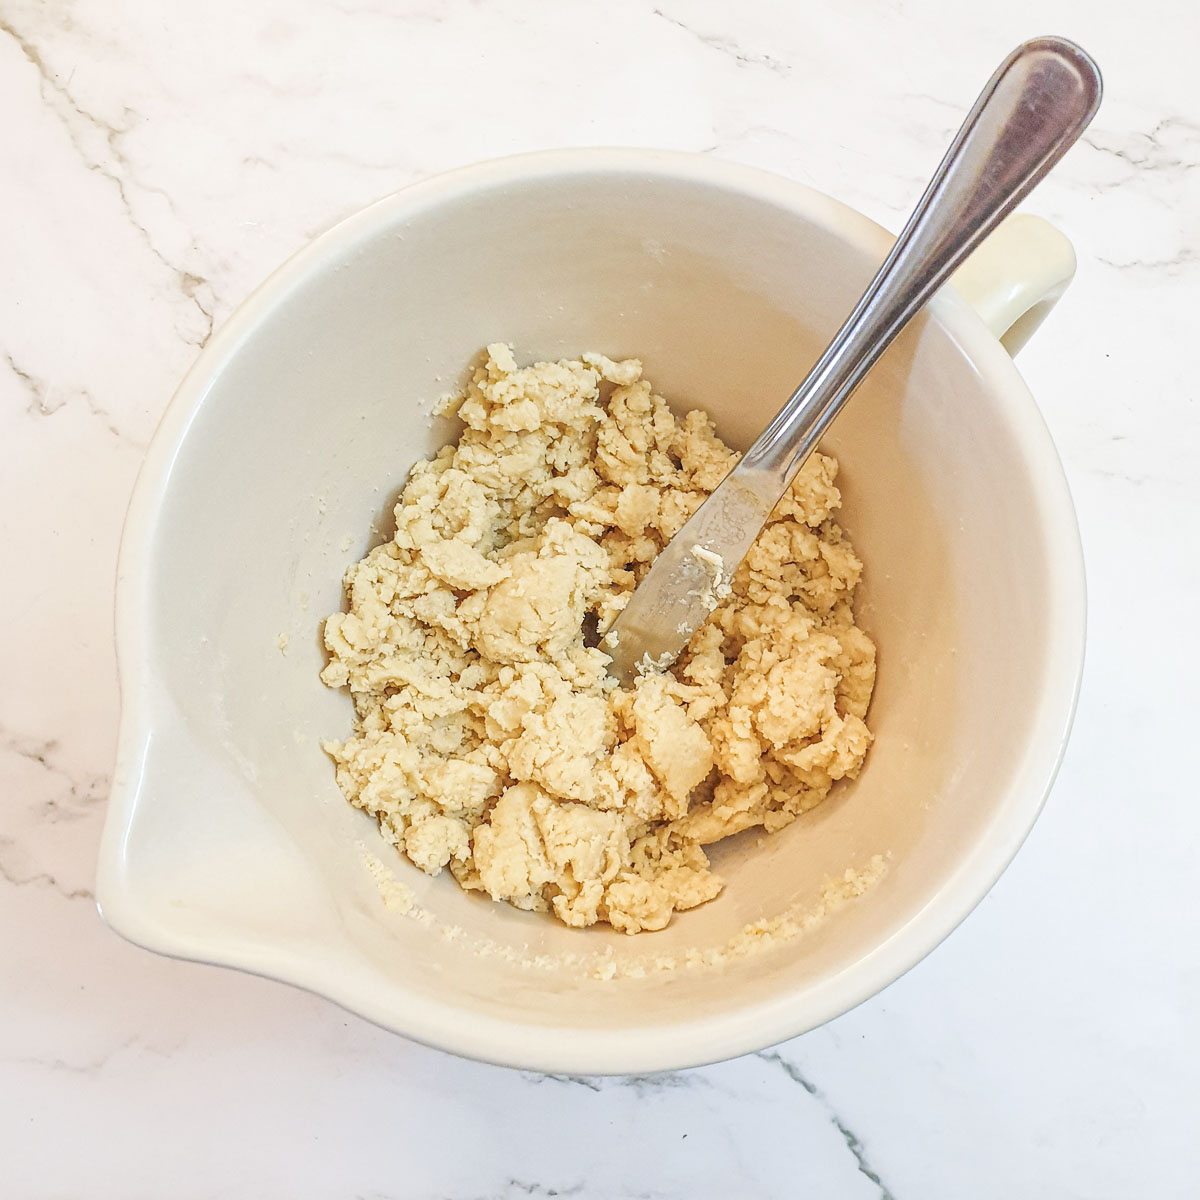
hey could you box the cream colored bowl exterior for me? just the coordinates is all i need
[98,150,1085,1075]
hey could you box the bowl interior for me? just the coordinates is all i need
[106,156,1080,1071]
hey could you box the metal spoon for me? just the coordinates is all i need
[605,36,1102,686]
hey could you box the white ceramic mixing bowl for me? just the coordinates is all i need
[98,149,1085,1074]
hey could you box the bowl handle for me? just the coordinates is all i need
[949,212,1077,355]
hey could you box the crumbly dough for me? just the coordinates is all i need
[321,346,876,933]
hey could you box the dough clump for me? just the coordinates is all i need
[321,346,876,933]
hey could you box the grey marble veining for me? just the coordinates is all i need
[2,1,1198,1196]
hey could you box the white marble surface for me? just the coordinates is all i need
[2,0,1197,1195]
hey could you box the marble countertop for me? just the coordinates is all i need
[2,0,1196,1196]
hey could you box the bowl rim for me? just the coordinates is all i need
[97,146,1087,1075]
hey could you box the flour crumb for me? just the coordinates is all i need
[361,850,419,916]
[690,543,732,612]
[635,649,675,677]
[432,389,461,417]
[591,948,618,981]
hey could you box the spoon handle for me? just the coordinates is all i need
[743,36,1102,484]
